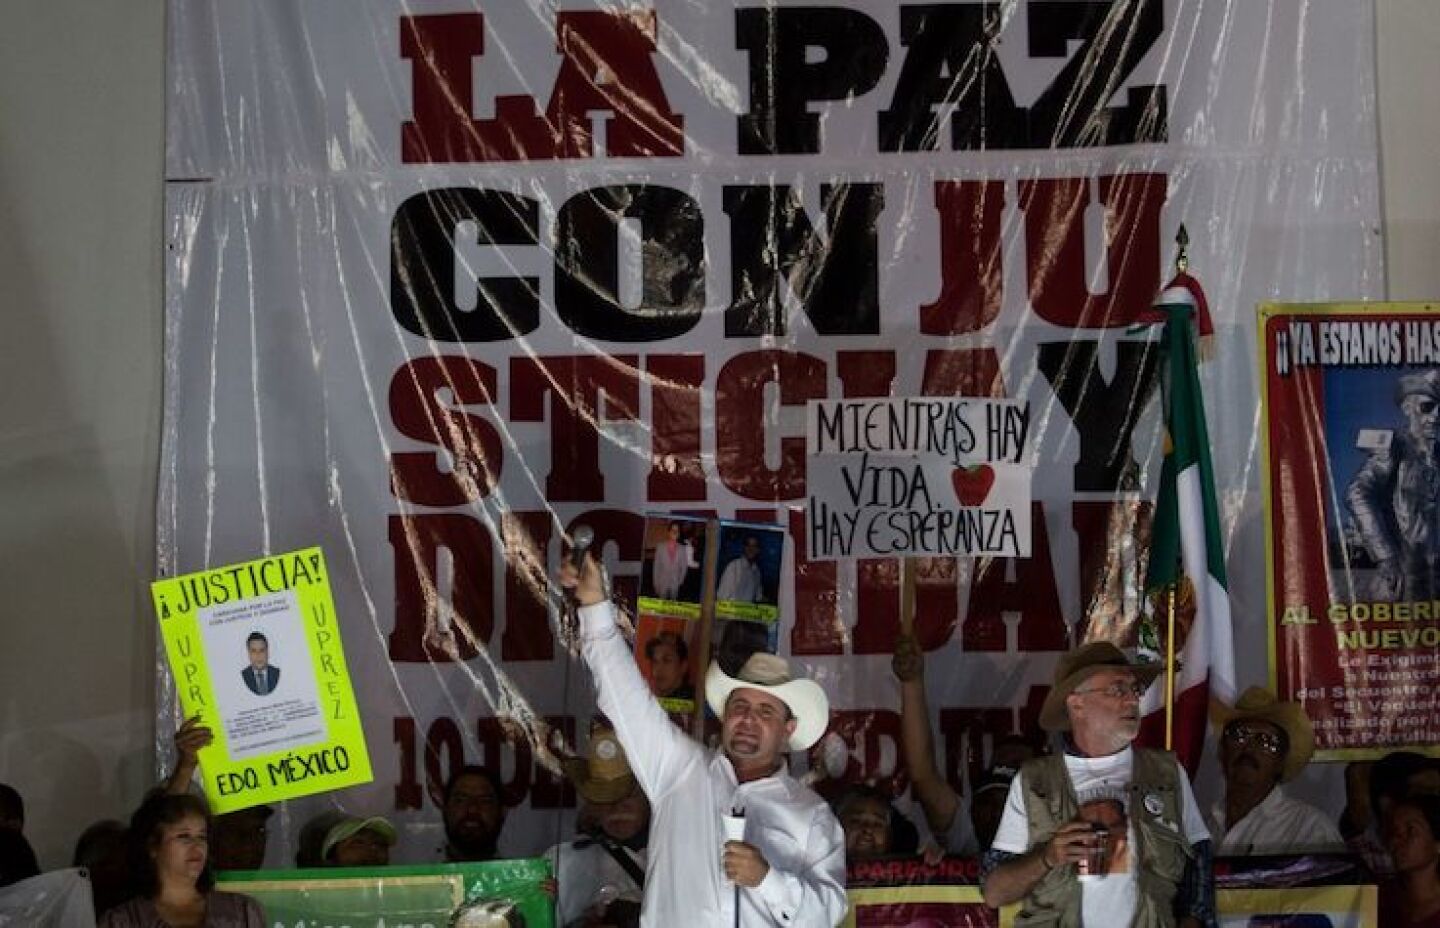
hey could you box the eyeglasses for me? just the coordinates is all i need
[1073,681,1147,700]
[1224,725,1286,755]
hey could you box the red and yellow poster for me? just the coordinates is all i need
[1261,302,1440,758]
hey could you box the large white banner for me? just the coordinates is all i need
[162,0,1383,862]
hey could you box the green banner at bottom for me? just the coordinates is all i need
[217,857,553,928]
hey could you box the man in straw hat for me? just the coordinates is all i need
[561,554,845,927]
[546,724,652,926]
[1207,687,1340,856]
[981,642,1216,927]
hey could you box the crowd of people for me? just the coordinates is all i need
[4,560,1439,925]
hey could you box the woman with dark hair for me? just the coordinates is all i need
[1382,793,1440,927]
[99,792,263,927]
[833,784,920,861]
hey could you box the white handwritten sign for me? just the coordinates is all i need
[807,397,1032,463]
[805,399,1034,560]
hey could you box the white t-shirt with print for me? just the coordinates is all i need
[990,747,1209,927]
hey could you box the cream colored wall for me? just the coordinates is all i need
[0,0,1436,872]
[0,0,165,868]
[1379,0,1440,298]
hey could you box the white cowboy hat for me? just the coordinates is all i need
[705,652,830,751]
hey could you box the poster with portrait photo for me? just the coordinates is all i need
[710,617,780,677]
[634,614,699,714]
[199,589,327,761]
[1260,304,1440,758]
[152,547,372,812]
[637,514,707,619]
[712,521,784,622]
[1321,364,1440,596]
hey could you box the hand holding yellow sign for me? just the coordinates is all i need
[151,547,372,812]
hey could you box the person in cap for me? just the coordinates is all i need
[1208,687,1341,856]
[320,814,396,867]
[546,725,652,926]
[560,554,845,927]
[970,765,1019,854]
[981,642,1216,928]
[1346,368,1440,600]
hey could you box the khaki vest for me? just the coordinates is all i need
[1013,748,1194,928]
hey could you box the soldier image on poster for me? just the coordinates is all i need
[1345,369,1440,600]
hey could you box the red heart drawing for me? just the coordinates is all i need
[951,465,995,506]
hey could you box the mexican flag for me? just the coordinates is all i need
[1134,273,1237,775]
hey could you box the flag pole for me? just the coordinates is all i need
[900,559,916,635]
[1164,585,1176,750]
[1162,225,1189,753]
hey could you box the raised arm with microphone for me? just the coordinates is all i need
[558,525,617,650]
[553,525,846,926]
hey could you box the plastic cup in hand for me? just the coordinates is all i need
[1075,825,1109,880]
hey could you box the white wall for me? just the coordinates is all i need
[0,0,165,868]
[0,0,1437,872]
[1378,0,1440,298]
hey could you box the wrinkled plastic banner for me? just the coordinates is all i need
[163,0,1382,862]
[0,869,96,928]
[1261,303,1440,759]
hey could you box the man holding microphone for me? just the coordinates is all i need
[561,553,846,927]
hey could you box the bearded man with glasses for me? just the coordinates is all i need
[981,642,1216,928]
[1207,687,1341,856]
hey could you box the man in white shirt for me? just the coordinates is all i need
[981,642,1216,928]
[716,536,766,603]
[562,555,846,927]
[242,631,280,696]
[1208,687,1341,856]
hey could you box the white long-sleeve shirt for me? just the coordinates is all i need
[579,601,847,928]
[716,557,764,603]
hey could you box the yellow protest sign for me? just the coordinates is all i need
[151,547,371,812]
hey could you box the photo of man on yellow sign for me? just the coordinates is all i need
[151,547,371,812]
